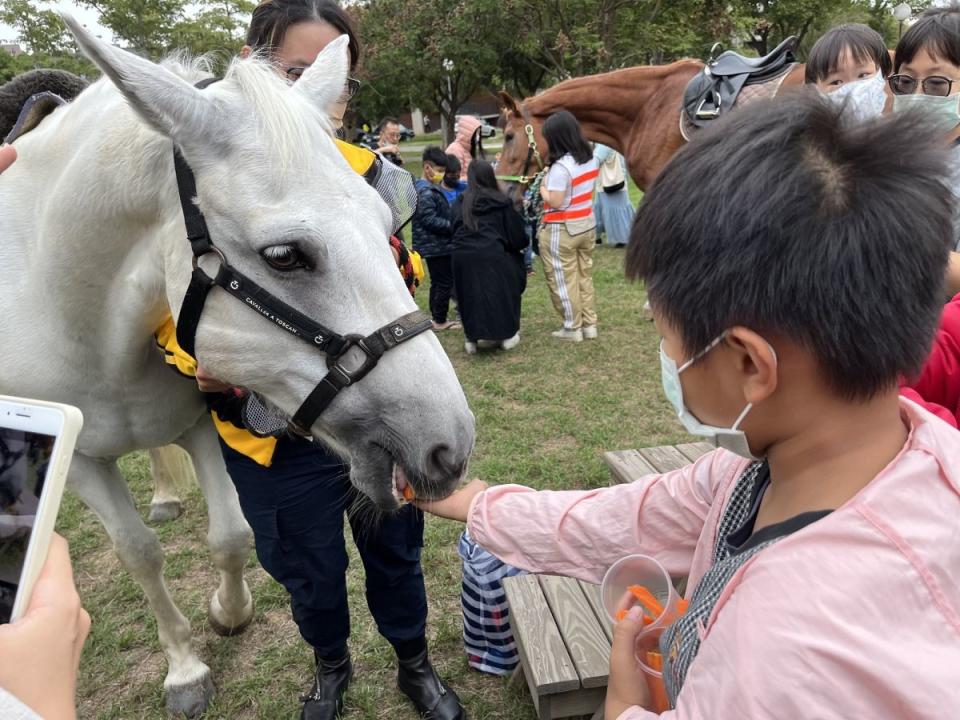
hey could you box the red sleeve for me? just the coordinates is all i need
[900,294,960,428]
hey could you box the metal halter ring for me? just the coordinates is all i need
[190,244,226,271]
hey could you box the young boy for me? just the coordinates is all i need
[805,22,892,91]
[412,146,458,330]
[441,154,467,203]
[804,23,891,125]
[420,95,960,717]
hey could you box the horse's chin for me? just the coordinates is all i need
[348,442,412,511]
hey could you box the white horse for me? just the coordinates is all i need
[0,18,474,717]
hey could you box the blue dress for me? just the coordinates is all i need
[593,144,635,247]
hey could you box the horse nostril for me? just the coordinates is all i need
[426,443,465,481]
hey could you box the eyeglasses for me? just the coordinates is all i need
[282,66,361,100]
[888,73,959,97]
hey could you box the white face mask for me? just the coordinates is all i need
[822,71,887,125]
[892,92,960,133]
[659,335,775,460]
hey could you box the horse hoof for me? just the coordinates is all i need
[208,589,254,637]
[148,500,182,523]
[165,670,215,717]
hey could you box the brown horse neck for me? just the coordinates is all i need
[523,62,700,154]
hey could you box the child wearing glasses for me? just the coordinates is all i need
[889,4,960,139]
[418,95,960,718]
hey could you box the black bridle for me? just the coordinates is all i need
[171,147,433,434]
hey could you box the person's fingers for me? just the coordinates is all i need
[611,605,645,664]
[26,534,77,613]
[0,144,17,173]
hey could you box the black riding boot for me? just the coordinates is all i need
[300,652,352,720]
[397,649,466,720]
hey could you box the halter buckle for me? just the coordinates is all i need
[325,334,380,384]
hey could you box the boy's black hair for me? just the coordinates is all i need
[379,116,400,131]
[895,3,960,72]
[444,154,462,175]
[625,94,953,400]
[422,146,448,168]
[805,23,892,83]
[542,109,592,165]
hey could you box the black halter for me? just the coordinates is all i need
[171,145,432,435]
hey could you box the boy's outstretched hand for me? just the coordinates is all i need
[415,478,488,523]
[605,606,653,719]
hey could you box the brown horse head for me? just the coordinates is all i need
[495,90,549,197]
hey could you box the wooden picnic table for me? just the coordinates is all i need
[502,441,713,720]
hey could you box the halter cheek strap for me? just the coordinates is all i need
[171,87,433,434]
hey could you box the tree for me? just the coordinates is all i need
[77,0,187,58]
[0,0,97,81]
[357,0,503,145]
[1,0,79,55]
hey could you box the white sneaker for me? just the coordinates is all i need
[501,333,520,350]
[582,325,598,339]
[551,328,583,342]
[464,340,478,355]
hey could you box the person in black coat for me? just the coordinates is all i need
[450,160,528,353]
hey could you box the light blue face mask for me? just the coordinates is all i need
[822,71,887,125]
[892,92,960,133]
[659,335,775,460]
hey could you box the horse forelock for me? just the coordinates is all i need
[216,56,333,183]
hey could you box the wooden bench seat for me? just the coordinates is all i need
[502,442,714,719]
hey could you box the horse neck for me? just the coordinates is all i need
[525,68,660,151]
[18,81,185,343]
[525,62,699,188]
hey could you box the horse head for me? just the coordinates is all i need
[65,18,475,509]
[496,90,548,200]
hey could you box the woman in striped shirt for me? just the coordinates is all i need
[538,110,600,342]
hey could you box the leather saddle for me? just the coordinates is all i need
[683,37,798,129]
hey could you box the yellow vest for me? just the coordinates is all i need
[154,140,380,466]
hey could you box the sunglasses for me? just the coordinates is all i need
[282,66,361,99]
[888,73,959,97]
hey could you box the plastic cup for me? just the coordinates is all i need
[600,554,679,629]
[600,554,679,712]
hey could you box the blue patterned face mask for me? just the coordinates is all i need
[822,72,887,125]
[892,92,960,133]
[659,335,776,460]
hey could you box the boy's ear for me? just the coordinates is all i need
[726,327,779,404]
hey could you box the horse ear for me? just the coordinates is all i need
[62,13,210,144]
[497,90,521,116]
[290,35,350,120]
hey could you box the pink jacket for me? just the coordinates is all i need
[467,398,960,719]
[445,115,482,180]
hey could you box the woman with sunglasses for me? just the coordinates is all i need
[889,4,960,144]
[181,3,467,719]
[889,3,960,253]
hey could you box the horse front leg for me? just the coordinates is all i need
[68,454,214,717]
[175,414,254,636]
[147,445,194,522]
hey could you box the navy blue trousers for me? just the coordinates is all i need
[221,436,427,659]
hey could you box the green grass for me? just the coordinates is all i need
[61,246,686,719]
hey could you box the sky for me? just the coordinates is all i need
[0,2,110,46]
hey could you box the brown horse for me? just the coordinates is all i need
[496,60,806,191]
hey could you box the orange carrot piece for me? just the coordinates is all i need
[615,609,628,621]
[402,485,415,501]
[627,585,664,618]
[677,598,689,615]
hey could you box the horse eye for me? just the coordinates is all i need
[261,244,311,271]
[505,133,514,143]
